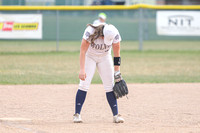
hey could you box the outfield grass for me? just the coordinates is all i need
[0,40,200,84]
[0,40,200,52]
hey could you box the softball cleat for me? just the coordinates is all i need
[113,114,124,123]
[73,113,83,123]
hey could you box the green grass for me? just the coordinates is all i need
[0,40,200,84]
[122,50,200,83]
[0,40,199,53]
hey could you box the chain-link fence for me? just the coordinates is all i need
[0,5,200,52]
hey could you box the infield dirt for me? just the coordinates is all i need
[0,83,200,133]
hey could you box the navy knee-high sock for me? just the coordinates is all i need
[106,91,118,116]
[75,89,87,114]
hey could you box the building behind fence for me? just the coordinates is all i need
[1,0,200,5]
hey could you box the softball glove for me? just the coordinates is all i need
[113,71,128,99]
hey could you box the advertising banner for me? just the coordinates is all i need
[0,14,42,39]
[157,11,200,36]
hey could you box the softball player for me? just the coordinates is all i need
[93,12,107,25]
[73,23,124,123]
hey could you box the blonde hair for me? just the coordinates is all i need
[87,24,104,44]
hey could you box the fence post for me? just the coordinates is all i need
[144,9,149,41]
[56,10,59,51]
[138,8,143,51]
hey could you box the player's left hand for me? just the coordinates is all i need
[113,71,129,99]
[114,71,122,82]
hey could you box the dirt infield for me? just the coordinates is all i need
[0,83,200,133]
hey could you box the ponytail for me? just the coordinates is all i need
[87,24,104,44]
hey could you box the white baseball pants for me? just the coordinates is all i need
[79,53,114,92]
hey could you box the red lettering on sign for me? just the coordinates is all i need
[2,22,14,31]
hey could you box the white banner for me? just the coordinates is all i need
[156,11,200,36]
[0,14,42,39]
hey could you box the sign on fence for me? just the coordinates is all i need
[0,14,42,39]
[156,11,200,36]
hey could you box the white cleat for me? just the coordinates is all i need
[113,114,124,123]
[73,113,83,123]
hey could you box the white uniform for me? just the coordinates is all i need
[79,24,121,92]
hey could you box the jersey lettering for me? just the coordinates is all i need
[91,43,111,51]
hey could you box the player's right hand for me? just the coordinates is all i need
[79,70,86,81]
